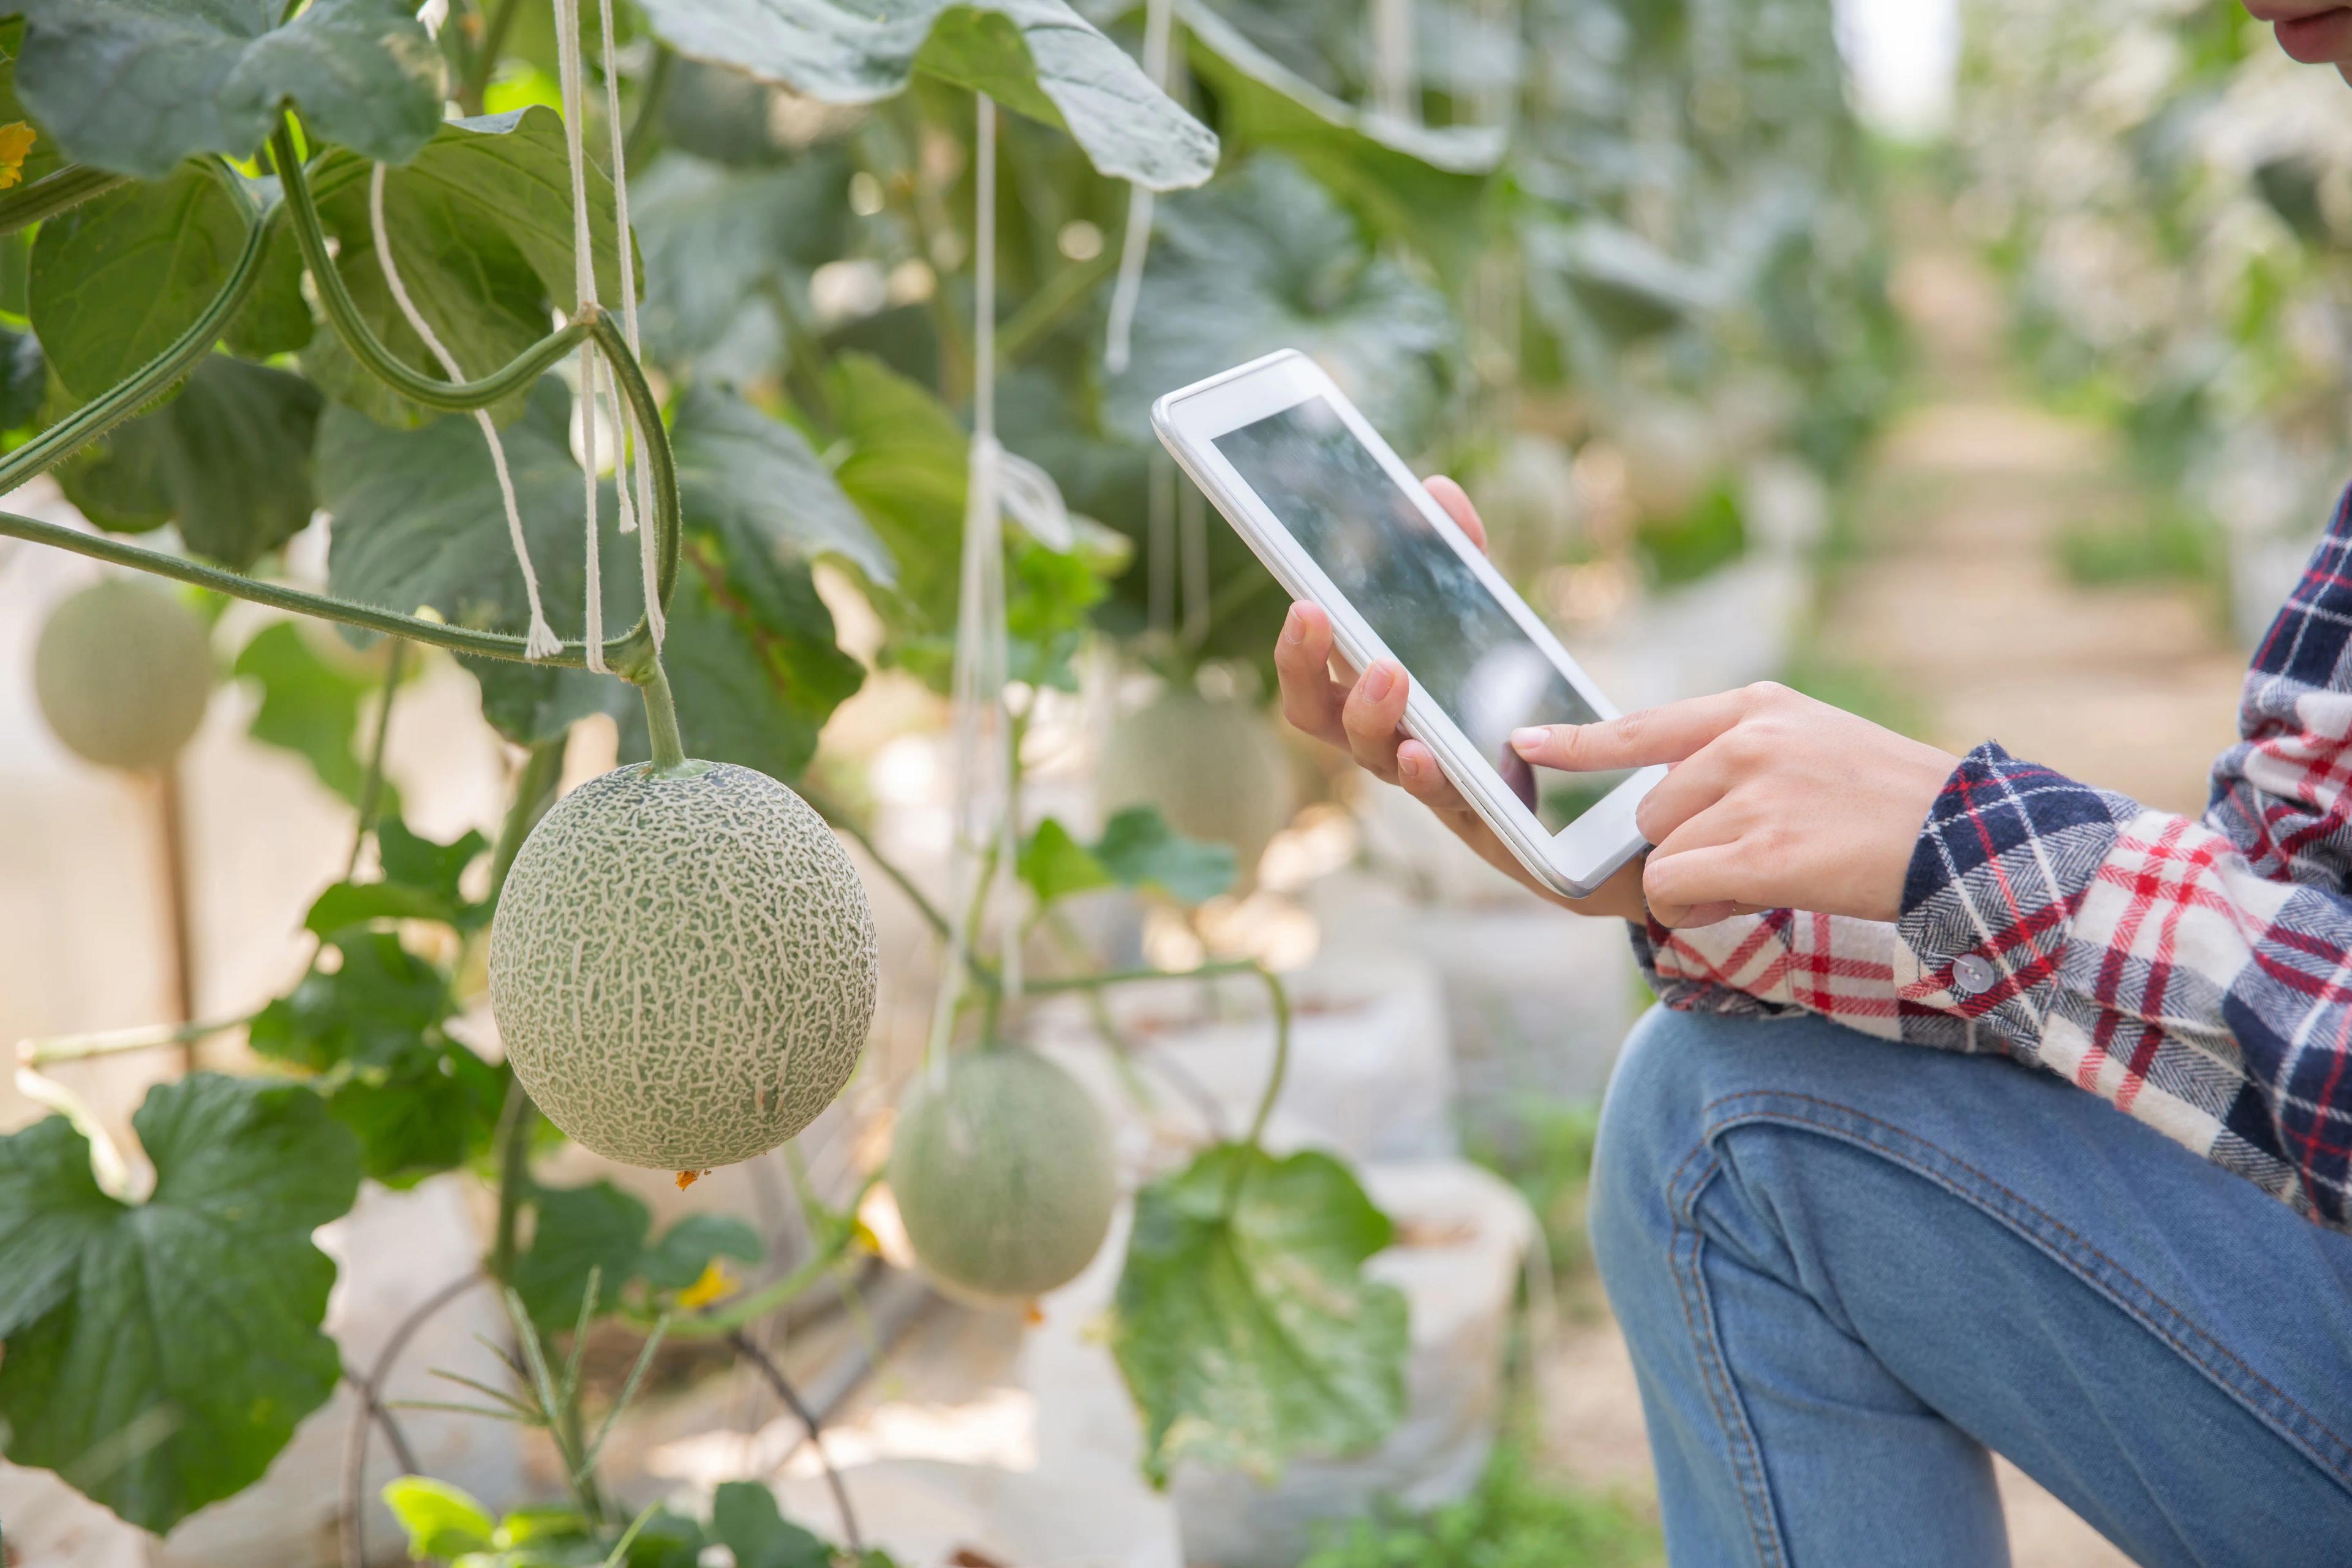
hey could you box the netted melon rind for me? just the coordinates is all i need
[889,1046,1118,1301]
[32,579,213,771]
[490,762,880,1170]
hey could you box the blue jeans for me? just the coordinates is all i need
[1588,1006,2352,1567]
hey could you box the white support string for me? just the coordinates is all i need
[551,0,611,672]
[369,165,562,659]
[1103,0,1177,376]
[594,0,665,646]
[932,91,1086,1068]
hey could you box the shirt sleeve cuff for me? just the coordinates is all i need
[1893,741,2124,1031]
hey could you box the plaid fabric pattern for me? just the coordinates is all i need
[1630,485,2352,1230]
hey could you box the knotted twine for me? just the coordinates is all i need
[375,0,661,667]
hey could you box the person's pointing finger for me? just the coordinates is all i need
[1509,689,1752,772]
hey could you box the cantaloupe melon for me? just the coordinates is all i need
[32,579,213,771]
[1098,687,1297,875]
[490,761,879,1170]
[889,1046,1117,1300]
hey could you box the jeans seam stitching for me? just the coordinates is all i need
[1667,1142,1792,1568]
[1696,1086,2352,1491]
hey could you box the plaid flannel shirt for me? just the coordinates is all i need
[1632,485,2352,1232]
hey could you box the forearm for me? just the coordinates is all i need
[1895,744,2345,1226]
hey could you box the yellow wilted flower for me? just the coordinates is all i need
[0,123,35,190]
[674,1258,737,1309]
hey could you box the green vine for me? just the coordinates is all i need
[0,138,686,685]
[0,162,129,236]
[267,122,595,416]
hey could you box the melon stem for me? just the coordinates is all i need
[636,658,689,772]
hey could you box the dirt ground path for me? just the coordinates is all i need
[1536,232,2253,1566]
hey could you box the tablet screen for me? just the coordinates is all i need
[1215,395,1615,819]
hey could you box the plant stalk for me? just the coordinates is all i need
[489,737,570,902]
[645,1234,851,1340]
[995,246,1120,364]
[0,507,594,666]
[801,786,955,944]
[1239,965,1292,1152]
[623,43,676,167]
[1024,958,1259,995]
[635,658,688,772]
[345,637,409,879]
[154,765,200,1062]
[459,0,527,115]
[15,1014,254,1068]
[0,164,130,236]
[270,122,594,415]
[488,1079,533,1286]
[2,160,684,675]
[0,195,276,499]
[728,1330,864,1551]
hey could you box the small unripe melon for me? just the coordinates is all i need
[1099,687,1298,874]
[889,1047,1117,1300]
[490,761,880,1170]
[32,579,213,771]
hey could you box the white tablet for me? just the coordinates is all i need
[1152,349,1662,900]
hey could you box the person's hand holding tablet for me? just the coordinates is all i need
[1275,476,1959,930]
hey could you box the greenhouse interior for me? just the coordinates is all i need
[5,0,2351,1564]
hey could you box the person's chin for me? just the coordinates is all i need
[2277,9,2352,66]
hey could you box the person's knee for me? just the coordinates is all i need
[1588,1006,1730,1287]
[1588,1006,1837,1283]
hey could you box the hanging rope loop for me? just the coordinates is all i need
[368,163,563,660]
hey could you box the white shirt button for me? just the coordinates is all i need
[1951,953,1997,996]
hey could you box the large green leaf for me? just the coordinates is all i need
[0,21,66,190]
[27,164,285,402]
[248,908,503,1190]
[249,930,454,1077]
[0,1073,363,1532]
[631,0,1217,189]
[17,0,443,181]
[1100,155,1459,449]
[710,1482,833,1568]
[826,352,969,627]
[1017,805,1237,907]
[617,529,864,782]
[1521,215,1719,352]
[302,108,633,428]
[514,1182,651,1331]
[669,382,892,584]
[55,354,323,570]
[315,377,636,744]
[0,325,44,428]
[515,1190,769,1330]
[1178,0,1501,281]
[302,816,489,937]
[232,620,387,807]
[1093,805,1237,903]
[1111,1143,1407,1487]
[631,149,850,375]
[382,1477,499,1561]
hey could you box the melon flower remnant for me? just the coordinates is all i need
[491,760,880,1171]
